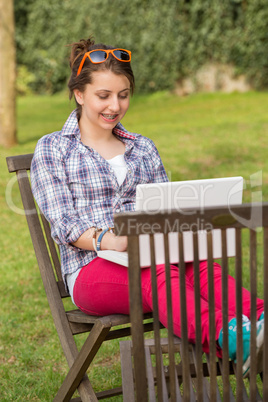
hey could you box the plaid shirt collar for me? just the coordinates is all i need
[61,109,136,141]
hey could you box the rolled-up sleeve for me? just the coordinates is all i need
[30,135,93,245]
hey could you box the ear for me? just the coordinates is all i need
[73,89,84,106]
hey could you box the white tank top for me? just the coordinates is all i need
[107,154,127,186]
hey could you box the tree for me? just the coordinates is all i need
[0,0,17,147]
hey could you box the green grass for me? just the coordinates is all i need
[1,90,268,400]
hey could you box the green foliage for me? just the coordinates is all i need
[229,0,268,89]
[15,0,268,94]
[16,66,35,95]
[14,0,35,65]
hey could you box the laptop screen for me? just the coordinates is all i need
[135,177,243,213]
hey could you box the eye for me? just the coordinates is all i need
[98,95,109,100]
[119,93,129,100]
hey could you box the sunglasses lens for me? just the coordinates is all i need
[90,50,107,63]
[113,50,130,61]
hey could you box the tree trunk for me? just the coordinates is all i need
[0,0,17,147]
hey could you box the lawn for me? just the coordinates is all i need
[1,90,268,400]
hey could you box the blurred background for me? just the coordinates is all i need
[1,0,268,146]
[14,0,268,94]
[1,0,268,147]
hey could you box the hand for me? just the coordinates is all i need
[98,231,128,252]
[113,235,128,252]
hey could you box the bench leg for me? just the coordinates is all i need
[54,321,111,402]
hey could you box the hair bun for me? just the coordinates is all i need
[69,37,95,68]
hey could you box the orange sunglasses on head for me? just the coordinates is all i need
[77,48,132,76]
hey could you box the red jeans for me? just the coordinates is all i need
[73,258,264,355]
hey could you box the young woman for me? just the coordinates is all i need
[31,37,264,377]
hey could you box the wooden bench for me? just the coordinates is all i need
[116,204,268,401]
[6,153,155,401]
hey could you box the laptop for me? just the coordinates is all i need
[97,176,244,267]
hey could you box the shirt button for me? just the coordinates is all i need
[115,208,121,213]
[128,169,131,174]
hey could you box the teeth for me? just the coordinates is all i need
[102,114,117,120]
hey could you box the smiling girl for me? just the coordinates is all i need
[31,37,264,377]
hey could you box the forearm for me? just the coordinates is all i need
[72,227,127,252]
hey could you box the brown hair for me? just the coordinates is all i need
[68,37,135,120]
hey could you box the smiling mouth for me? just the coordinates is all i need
[101,113,119,121]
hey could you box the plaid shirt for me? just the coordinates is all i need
[31,110,168,283]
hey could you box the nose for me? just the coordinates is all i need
[108,95,120,112]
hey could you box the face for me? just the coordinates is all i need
[74,70,131,135]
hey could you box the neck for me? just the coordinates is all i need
[79,116,114,145]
